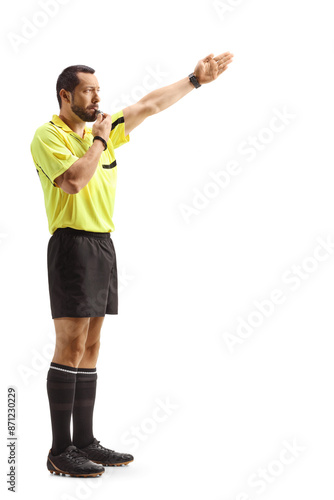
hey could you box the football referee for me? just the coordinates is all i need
[30,52,234,478]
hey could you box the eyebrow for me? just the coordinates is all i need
[83,86,100,90]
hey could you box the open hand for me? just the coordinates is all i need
[193,52,234,85]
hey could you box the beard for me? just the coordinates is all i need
[71,103,97,122]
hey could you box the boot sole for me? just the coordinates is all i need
[91,459,134,467]
[49,470,104,477]
[48,458,104,477]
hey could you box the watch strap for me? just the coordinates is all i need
[93,135,107,150]
[188,73,201,89]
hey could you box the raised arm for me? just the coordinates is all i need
[122,52,234,136]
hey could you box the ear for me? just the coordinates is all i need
[59,89,71,104]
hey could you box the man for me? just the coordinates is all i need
[30,51,234,478]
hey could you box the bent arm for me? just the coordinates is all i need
[55,140,105,194]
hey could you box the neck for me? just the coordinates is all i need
[58,111,86,138]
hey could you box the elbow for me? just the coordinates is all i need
[60,171,82,194]
[69,186,81,195]
[62,179,81,195]
[68,182,81,194]
[141,98,159,116]
[148,101,159,116]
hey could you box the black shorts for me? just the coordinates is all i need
[47,227,118,319]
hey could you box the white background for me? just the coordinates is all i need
[1,0,334,498]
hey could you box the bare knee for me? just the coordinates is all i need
[53,318,90,367]
[77,317,104,368]
[86,338,100,355]
[69,335,88,364]
[53,334,86,367]
[81,339,101,366]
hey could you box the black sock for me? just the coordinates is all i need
[72,367,97,449]
[46,362,78,456]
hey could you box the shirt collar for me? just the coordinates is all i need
[51,114,91,137]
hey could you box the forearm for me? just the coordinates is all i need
[142,76,195,114]
[61,140,105,194]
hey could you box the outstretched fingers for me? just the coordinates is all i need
[214,51,234,62]
[216,52,234,74]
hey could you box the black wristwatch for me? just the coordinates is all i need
[188,73,201,89]
[93,135,107,150]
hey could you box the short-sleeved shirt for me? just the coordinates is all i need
[30,110,129,235]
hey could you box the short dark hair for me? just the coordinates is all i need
[56,65,95,108]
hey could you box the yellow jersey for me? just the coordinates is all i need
[30,110,129,234]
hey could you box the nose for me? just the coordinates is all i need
[92,92,100,103]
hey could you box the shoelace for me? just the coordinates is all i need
[65,447,89,464]
[95,440,115,453]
